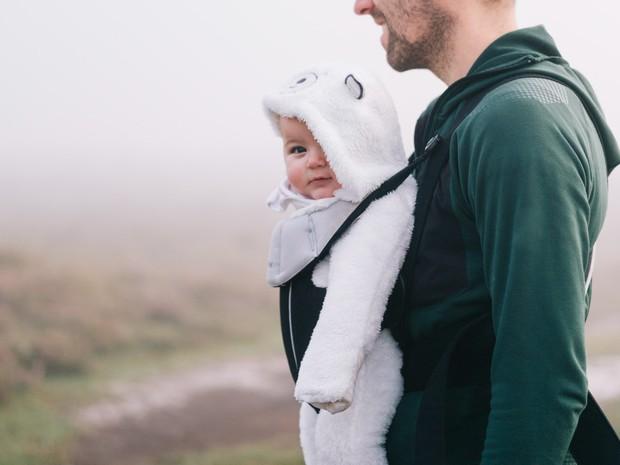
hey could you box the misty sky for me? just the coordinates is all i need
[0,1,619,249]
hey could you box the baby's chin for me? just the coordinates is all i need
[308,184,341,200]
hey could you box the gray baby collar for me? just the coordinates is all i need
[267,200,357,287]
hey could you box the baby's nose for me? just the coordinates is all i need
[307,150,327,167]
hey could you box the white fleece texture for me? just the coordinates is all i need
[294,177,415,407]
[311,257,330,288]
[293,178,415,464]
[300,330,404,465]
[299,402,320,465]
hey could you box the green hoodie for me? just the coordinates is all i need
[385,26,620,465]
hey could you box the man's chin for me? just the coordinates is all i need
[385,42,404,71]
[386,52,407,72]
[386,47,419,72]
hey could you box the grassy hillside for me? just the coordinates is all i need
[0,210,617,464]
[0,244,284,464]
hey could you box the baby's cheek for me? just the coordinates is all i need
[286,165,308,195]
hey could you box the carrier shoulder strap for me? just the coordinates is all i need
[295,158,417,277]
[405,87,488,282]
[409,73,620,465]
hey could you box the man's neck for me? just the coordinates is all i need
[434,10,517,85]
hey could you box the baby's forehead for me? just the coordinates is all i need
[279,116,317,141]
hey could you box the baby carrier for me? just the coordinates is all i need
[276,71,620,464]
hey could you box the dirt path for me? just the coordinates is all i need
[71,356,299,465]
[71,353,620,465]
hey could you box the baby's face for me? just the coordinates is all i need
[279,117,342,200]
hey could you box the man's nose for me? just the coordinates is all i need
[354,0,374,15]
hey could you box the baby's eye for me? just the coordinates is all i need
[289,146,306,155]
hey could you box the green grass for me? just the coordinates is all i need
[154,437,304,465]
[0,246,283,465]
[0,333,286,465]
[0,391,74,465]
[0,245,280,400]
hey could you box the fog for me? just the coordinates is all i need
[0,0,618,260]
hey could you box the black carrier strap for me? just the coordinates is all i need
[414,313,492,465]
[570,393,620,465]
[296,157,418,277]
[407,89,487,283]
[411,86,497,465]
[408,74,620,464]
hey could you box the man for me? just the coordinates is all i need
[353,0,620,464]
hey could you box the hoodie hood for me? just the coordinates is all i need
[263,63,407,202]
[421,26,620,174]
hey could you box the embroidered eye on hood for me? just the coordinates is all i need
[263,63,407,202]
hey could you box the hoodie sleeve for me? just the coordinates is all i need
[453,94,593,464]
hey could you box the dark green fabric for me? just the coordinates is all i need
[386,26,619,464]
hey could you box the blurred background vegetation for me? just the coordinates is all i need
[0,212,305,465]
[0,204,618,465]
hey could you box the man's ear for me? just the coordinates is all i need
[345,74,364,99]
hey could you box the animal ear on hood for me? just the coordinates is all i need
[344,74,364,100]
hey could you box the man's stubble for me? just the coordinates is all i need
[384,0,455,73]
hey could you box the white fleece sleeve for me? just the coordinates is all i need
[294,177,416,409]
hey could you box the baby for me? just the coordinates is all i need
[263,64,417,465]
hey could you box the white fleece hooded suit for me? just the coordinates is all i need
[264,64,417,465]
